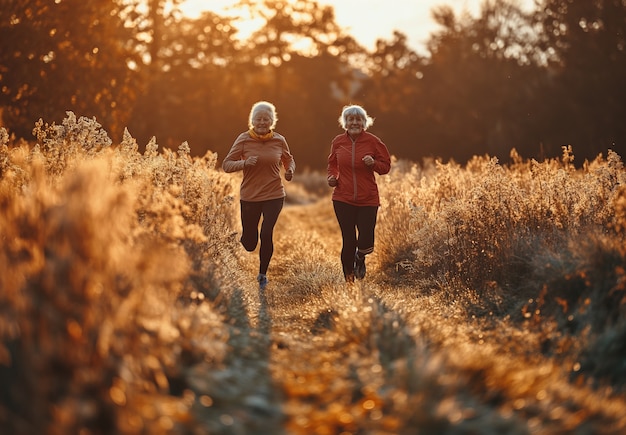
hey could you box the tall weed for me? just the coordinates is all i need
[377,147,626,391]
[0,114,247,433]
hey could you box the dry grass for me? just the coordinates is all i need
[1,113,626,434]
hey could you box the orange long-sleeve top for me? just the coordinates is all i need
[222,131,296,202]
[327,131,391,206]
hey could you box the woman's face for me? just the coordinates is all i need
[345,114,364,137]
[252,110,272,135]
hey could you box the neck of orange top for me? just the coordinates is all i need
[250,129,274,141]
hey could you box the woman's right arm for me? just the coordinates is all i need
[327,141,339,186]
[222,137,246,173]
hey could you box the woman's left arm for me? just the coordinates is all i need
[281,139,296,177]
[373,139,391,175]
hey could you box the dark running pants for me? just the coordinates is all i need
[332,200,378,278]
[240,197,284,275]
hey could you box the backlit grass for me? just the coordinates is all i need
[1,113,625,433]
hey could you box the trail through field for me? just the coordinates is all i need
[228,196,626,434]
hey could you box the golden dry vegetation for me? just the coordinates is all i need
[1,113,626,434]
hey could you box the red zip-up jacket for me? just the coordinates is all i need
[327,131,391,206]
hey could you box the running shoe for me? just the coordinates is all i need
[257,273,268,290]
[354,250,366,280]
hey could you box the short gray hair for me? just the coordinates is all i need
[338,104,374,130]
[248,101,278,130]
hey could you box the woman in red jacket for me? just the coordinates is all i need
[327,104,391,282]
[223,101,295,290]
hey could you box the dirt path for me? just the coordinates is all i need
[260,198,342,330]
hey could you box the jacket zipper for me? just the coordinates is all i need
[351,136,357,201]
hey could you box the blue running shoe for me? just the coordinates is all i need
[354,251,366,280]
[257,273,268,290]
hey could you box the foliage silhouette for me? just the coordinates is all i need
[1,0,625,168]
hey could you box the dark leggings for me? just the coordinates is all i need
[332,200,378,278]
[240,197,284,275]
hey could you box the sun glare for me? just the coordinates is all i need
[175,0,539,54]
[177,0,263,39]
[177,0,233,19]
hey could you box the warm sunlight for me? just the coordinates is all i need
[178,0,264,39]
[4,110,626,433]
[176,0,537,52]
[177,0,232,19]
[6,0,626,429]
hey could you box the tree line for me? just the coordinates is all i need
[1,0,625,169]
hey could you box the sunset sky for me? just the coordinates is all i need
[179,0,536,54]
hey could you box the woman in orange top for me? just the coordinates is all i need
[327,104,391,282]
[223,101,295,290]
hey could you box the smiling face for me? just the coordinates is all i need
[345,114,365,139]
[252,109,273,136]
